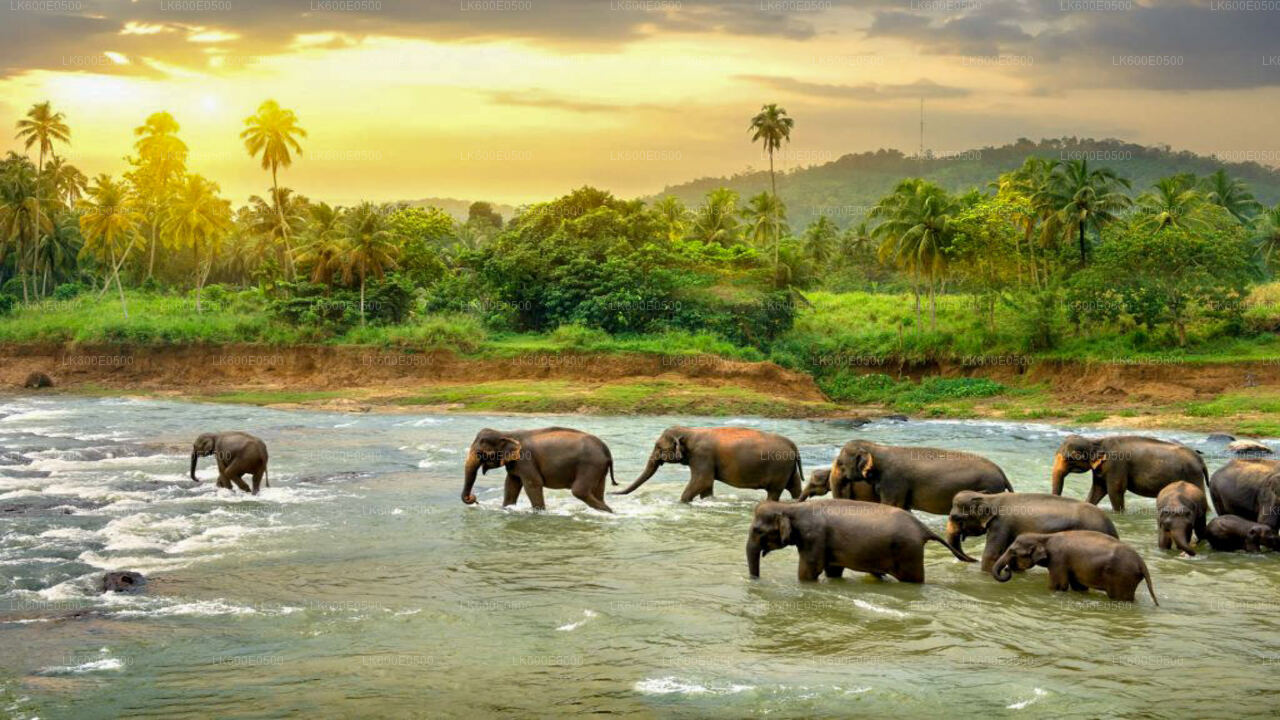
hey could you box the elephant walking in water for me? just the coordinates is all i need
[827,440,1011,514]
[462,427,616,512]
[191,432,269,494]
[1050,434,1207,512]
[1208,458,1280,530]
[615,426,803,503]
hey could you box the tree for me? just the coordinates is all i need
[342,202,399,324]
[1201,169,1261,225]
[742,191,790,286]
[1046,158,1131,264]
[295,203,348,287]
[1254,203,1280,273]
[241,100,306,278]
[870,179,960,331]
[652,195,690,243]
[245,187,309,277]
[1135,175,1212,234]
[0,153,51,302]
[77,174,138,317]
[691,188,741,247]
[15,102,70,177]
[466,201,503,231]
[748,103,793,199]
[802,215,837,266]
[43,157,87,207]
[166,174,232,312]
[33,211,81,296]
[127,111,187,279]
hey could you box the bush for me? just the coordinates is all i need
[53,282,84,301]
[0,294,17,316]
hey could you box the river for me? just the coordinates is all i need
[0,397,1276,718]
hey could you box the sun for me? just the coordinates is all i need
[200,94,220,113]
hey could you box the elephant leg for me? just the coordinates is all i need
[797,555,823,582]
[524,481,547,510]
[1106,483,1126,513]
[571,469,613,513]
[503,475,523,506]
[514,461,549,510]
[1085,481,1106,506]
[251,469,265,495]
[825,565,845,579]
[679,459,715,504]
[787,473,803,500]
[892,560,925,584]
[219,459,253,493]
[1047,564,1072,592]
[699,485,714,499]
[980,523,1014,573]
[1158,529,1171,550]
[765,486,783,501]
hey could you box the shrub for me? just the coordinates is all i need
[53,282,84,301]
[0,294,17,316]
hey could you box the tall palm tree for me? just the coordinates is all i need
[1254,203,1280,273]
[129,111,188,279]
[241,100,306,278]
[15,102,70,176]
[742,191,790,286]
[166,174,232,312]
[748,104,793,199]
[1200,169,1261,224]
[33,211,81,296]
[870,178,959,331]
[1135,175,1212,233]
[652,196,690,243]
[691,188,741,247]
[0,153,50,302]
[802,214,837,266]
[245,187,309,276]
[998,156,1059,287]
[295,202,347,286]
[341,202,399,324]
[837,220,874,267]
[43,157,87,208]
[1046,158,1131,264]
[77,174,138,316]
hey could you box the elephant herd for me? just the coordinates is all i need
[187,424,1280,606]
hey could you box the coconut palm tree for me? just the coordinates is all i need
[341,202,399,324]
[15,102,70,176]
[0,153,50,302]
[802,215,837,266]
[166,174,232,312]
[748,103,793,198]
[1135,175,1212,233]
[1200,169,1261,224]
[77,174,138,316]
[43,157,87,208]
[691,188,741,247]
[241,100,306,278]
[652,195,690,243]
[295,201,346,286]
[128,112,188,280]
[1254,203,1280,273]
[742,191,790,286]
[245,187,309,276]
[33,212,81,296]
[870,179,959,331]
[1046,158,1131,264]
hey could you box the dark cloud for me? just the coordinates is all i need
[741,74,970,100]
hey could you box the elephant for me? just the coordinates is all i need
[746,499,974,582]
[1050,434,1207,512]
[615,426,803,502]
[1155,481,1207,556]
[827,440,1012,515]
[946,491,1119,573]
[23,371,53,389]
[796,467,879,503]
[462,427,615,512]
[1208,459,1280,530]
[992,530,1158,605]
[191,432,269,494]
[1205,515,1280,553]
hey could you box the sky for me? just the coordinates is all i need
[2,0,1279,206]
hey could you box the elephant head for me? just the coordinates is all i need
[190,433,218,482]
[946,491,999,550]
[1158,506,1198,555]
[992,534,1049,582]
[746,501,795,578]
[1257,470,1280,530]
[1246,523,1280,552]
[616,427,690,495]
[830,440,877,497]
[797,468,831,501]
[1050,435,1103,495]
[462,429,522,505]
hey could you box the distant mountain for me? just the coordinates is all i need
[654,137,1280,230]
[401,197,518,223]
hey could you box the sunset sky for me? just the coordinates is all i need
[2,0,1279,205]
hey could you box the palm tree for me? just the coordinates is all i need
[241,100,306,278]
[245,187,309,275]
[0,153,50,302]
[691,188,741,246]
[870,179,959,331]
[341,202,399,324]
[652,196,690,243]
[15,102,70,176]
[43,157,87,208]
[998,156,1059,287]
[1201,169,1261,224]
[748,104,793,199]
[33,211,81,296]
[802,215,837,266]
[836,220,874,267]
[1255,203,1280,272]
[77,174,138,316]
[742,191,790,286]
[295,202,346,286]
[166,174,232,312]
[1046,158,1131,264]
[128,112,189,280]
[1135,175,1211,233]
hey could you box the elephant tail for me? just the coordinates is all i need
[925,528,977,563]
[264,467,270,488]
[608,459,616,486]
[1000,470,1014,493]
[1141,561,1159,606]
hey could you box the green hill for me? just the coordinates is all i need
[654,137,1280,230]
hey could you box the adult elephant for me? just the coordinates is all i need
[191,432,269,494]
[614,427,803,502]
[462,427,615,512]
[1208,459,1280,530]
[947,491,1118,573]
[827,440,1012,515]
[797,468,879,503]
[1050,434,1207,512]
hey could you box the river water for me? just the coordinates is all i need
[0,396,1277,718]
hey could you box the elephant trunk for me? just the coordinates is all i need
[1172,526,1197,556]
[945,518,965,553]
[992,555,1013,582]
[190,451,200,482]
[615,453,661,496]
[462,451,481,504]
[797,486,810,502]
[1050,452,1069,496]
[747,537,762,578]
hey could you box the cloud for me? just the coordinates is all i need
[740,75,971,101]
[482,89,666,114]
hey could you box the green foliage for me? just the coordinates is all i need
[0,293,16,315]
[820,372,1007,409]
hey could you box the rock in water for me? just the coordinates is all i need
[101,571,146,593]
[1206,433,1236,443]
[882,414,909,422]
[1228,440,1273,456]
[23,372,53,389]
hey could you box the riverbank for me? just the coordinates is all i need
[1,342,1278,435]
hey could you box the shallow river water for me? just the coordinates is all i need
[1,396,1278,718]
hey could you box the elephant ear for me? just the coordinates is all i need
[499,438,523,464]
[672,432,687,462]
[1089,451,1107,471]
[1029,543,1049,565]
[857,452,875,478]
[777,514,793,544]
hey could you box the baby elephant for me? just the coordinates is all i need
[191,431,270,494]
[1156,481,1208,556]
[993,530,1158,605]
[1206,515,1280,552]
[747,499,974,583]
[797,467,878,502]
